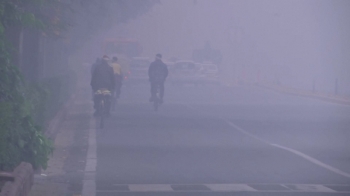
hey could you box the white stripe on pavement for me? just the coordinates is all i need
[96,183,349,193]
[129,184,173,192]
[206,184,257,192]
[226,121,350,179]
[289,184,336,192]
[271,143,350,178]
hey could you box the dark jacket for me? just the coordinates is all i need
[90,60,115,91]
[91,58,101,76]
[148,59,168,83]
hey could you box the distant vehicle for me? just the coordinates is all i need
[128,57,150,83]
[169,61,204,85]
[192,42,222,65]
[196,63,220,85]
[163,61,175,68]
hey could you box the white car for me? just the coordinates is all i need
[197,63,220,85]
[169,61,204,84]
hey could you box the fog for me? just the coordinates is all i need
[6,1,350,195]
[80,0,350,95]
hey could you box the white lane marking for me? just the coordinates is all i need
[206,184,257,192]
[226,121,350,179]
[289,184,336,192]
[96,183,350,193]
[186,105,350,179]
[82,118,97,196]
[129,184,173,192]
[227,122,268,144]
[271,144,350,178]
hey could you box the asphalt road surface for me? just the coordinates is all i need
[94,83,350,196]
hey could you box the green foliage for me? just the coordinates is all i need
[26,72,77,125]
[66,0,160,51]
[24,82,49,125]
[0,0,57,171]
[0,99,54,170]
[0,0,155,171]
[0,46,54,171]
[0,70,77,170]
[18,115,53,170]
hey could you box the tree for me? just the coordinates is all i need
[66,0,160,53]
[0,0,159,171]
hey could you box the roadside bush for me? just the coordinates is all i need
[40,72,77,122]
[0,0,77,172]
[0,90,54,171]
[0,101,54,171]
[25,72,77,126]
[0,38,76,170]
[0,72,76,171]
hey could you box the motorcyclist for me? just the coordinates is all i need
[148,54,168,103]
[90,55,115,116]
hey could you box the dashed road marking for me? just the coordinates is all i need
[206,184,257,192]
[96,183,350,193]
[129,184,173,192]
[286,184,336,192]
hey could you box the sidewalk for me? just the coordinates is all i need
[257,83,350,105]
[29,88,93,196]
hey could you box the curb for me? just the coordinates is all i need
[257,83,350,106]
[82,118,97,196]
[31,93,78,175]
[45,93,77,139]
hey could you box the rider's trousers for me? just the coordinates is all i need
[150,82,165,99]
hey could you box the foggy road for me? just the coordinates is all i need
[92,84,350,196]
[4,1,350,196]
